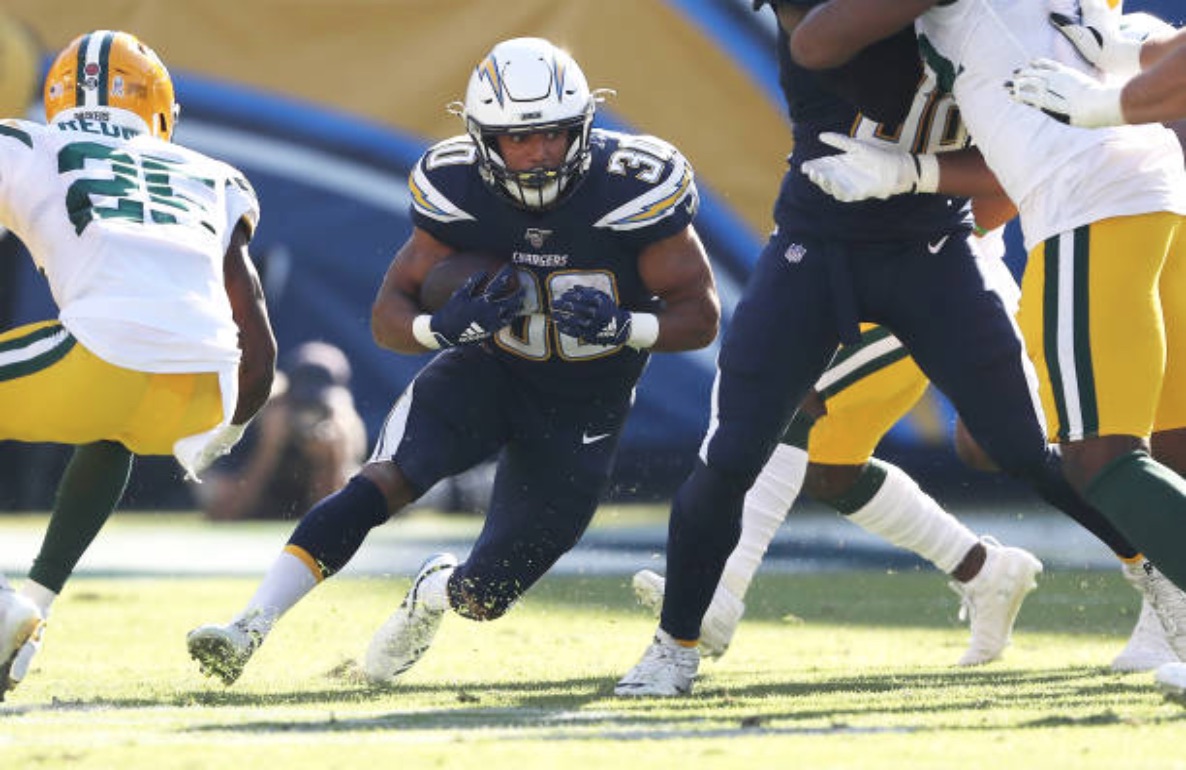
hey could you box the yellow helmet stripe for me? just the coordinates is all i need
[478,55,503,107]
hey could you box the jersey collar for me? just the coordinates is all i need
[50,106,152,138]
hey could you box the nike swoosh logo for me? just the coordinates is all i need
[927,235,950,254]
[582,432,612,445]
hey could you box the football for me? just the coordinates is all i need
[418,251,512,312]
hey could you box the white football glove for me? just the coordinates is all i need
[1050,0,1145,77]
[800,132,939,203]
[189,423,247,479]
[1006,58,1125,127]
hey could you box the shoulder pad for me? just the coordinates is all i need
[409,135,478,224]
[592,132,698,231]
[0,119,35,149]
[819,26,922,126]
[226,171,260,235]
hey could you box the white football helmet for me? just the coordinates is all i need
[457,37,597,210]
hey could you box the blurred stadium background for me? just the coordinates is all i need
[0,0,1180,512]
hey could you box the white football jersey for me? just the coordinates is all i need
[0,107,259,373]
[916,0,1186,250]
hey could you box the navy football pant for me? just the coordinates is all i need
[661,229,1133,640]
[390,347,630,620]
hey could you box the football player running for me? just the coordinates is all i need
[1005,0,1186,129]
[615,0,1163,697]
[791,0,1186,683]
[633,223,1178,674]
[186,37,719,687]
[0,30,276,699]
[632,201,1052,669]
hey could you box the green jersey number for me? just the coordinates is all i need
[58,141,216,236]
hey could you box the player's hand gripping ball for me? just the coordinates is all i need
[418,251,515,312]
[420,253,524,348]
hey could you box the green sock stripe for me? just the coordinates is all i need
[830,458,889,515]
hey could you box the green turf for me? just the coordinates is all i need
[2,567,1183,769]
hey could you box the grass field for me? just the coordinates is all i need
[3,538,1185,769]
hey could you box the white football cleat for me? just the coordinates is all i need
[1155,661,1186,704]
[0,590,43,700]
[631,569,745,659]
[1111,595,1178,672]
[8,621,45,692]
[364,552,457,684]
[1123,559,1186,661]
[949,537,1042,666]
[187,613,269,686]
[632,569,665,617]
[615,628,700,697]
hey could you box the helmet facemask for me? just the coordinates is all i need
[467,111,593,211]
[456,38,599,211]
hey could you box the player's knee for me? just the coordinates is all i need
[953,418,999,472]
[803,462,864,505]
[703,416,788,488]
[676,461,752,526]
[358,460,418,514]
[1061,435,1150,493]
[1151,428,1186,477]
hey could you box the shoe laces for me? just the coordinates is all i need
[231,612,268,653]
[640,635,697,671]
[955,591,973,623]
[1142,565,1186,634]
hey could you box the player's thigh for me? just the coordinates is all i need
[707,231,839,477]
[809,327,928,465]
[378,347,511,494]
[1018,213,1175,441]
[463,392,628,589]
[1155,215,1186,433]
[0,321,221,452]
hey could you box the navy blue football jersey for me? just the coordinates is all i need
[409,128,698,395]
[761,0,974,241]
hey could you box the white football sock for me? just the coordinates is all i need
[19,580,57,616]
[719,444,807,598]
[234,549,320,632]
[846,462,978,575]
